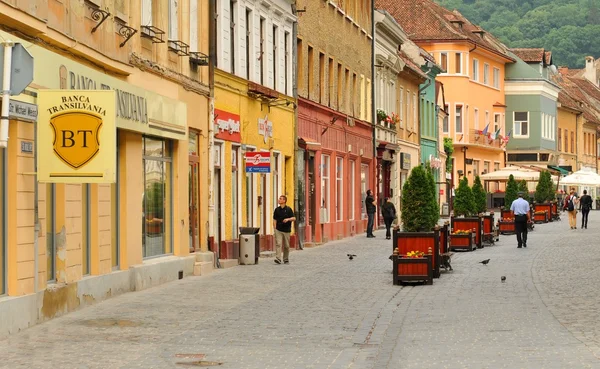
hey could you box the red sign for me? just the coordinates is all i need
[214,109,241,142]
[440,189,444,195]
[245,152,271,173]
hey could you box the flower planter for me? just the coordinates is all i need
[393,254,433,285]
[498,220,515,235]
[451,217,483,248]
[437,223,450,254]
[533,211,548,224]
[501,209,514,219]
[393,230,441,278]
[449,232,476,251]
[535,204,552,222]
[482,213,498,245]
[551,202,560,221]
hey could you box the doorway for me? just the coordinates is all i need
[307,153,316,241]
[189,161,199,252]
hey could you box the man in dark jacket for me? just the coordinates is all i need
[381,197,397,240]
[365,189,376,238]
[579,189,593,229]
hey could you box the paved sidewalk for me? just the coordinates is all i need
[1,213,600,369]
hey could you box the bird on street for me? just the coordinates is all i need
[479,259,490,265]
[347,254,357,260]
[501,276,506,282]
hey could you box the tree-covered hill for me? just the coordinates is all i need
[435,0,600,68]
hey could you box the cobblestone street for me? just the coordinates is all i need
[2,213,600,369]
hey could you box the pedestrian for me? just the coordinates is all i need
[272,195,295,264]
[563,188,579,229]
[510,191,530,248]
[365,189,376,238]
[579,189,593,229]
[381,197,397,240]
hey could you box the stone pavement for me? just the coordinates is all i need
[1,212,600,369]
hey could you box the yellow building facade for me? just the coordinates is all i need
[0,0,211,337]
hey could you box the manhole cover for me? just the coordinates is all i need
[176,361,223,367]
[78,318,140,327]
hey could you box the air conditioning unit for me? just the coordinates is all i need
[346,117,355,126]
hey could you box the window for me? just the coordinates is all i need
[260,17,266,84]
[232,147,239,239]
[483,63,489,85]
[328,57,334,107]
[472,59,479,81]
[229,1,236,73]
[272,25,278,88]
[558,128,562,151]
[440,52,448,72]
[513,112,529,137]
[336,157,343,221]
[142,137,172,258]
[493,67,500,88]
[142,0,152,26]
[399,87,404,127]
[353,73,358,116]
[245,10,252,79]
[169,0,179,40]
[455,105,463,133]
[345,68,350,112]
[442,103,449,133]
[564,129,569,153]
[551,116,556,141]
[571,131,574,153]
[483,161,490,175]
[494,162,500,172]
[297,38,304,92]
[360,164,369,220]
[406,90,411,128]
[190,0,198,52]
[413,93,417,131]
[473,160,480,176]
[319,52,325,104]
[321,154,330,222]
[308,46,314,98]
[349,160,355,220]
[337,63,343,110]
[474,108,479,129]
[284,32,290,95]
[485,111,489,130]
[455,53,462,74]
[494,113,501,133]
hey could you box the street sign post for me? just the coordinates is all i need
[245,152,271,173]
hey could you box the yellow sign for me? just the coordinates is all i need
[38,90,116,183]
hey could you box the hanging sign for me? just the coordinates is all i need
[245,152,271,173]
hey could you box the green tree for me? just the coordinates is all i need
[443,138,454,173]
[518,180,528,198]
[505,174,519,208]
[535,171,553,203]
[454,177,474,217]
[401,165,439,232]
[472,175,487,214]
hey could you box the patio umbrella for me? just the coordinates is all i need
[479,165,541,182]
[559,167,600,186]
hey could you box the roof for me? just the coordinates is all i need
[376,0,514,62]
[553,72,600,124]
[398,50,429,79]
[510,48,553,65]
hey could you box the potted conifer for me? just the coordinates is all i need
[450,177,480,250]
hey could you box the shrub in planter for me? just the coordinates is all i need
[535,171,552,204]
[472,175,487,214]
[454,177,474,217]
[504,174,518,208]
[518,180,528,198]
[401,165,439,232]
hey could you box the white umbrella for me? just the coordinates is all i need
[559,167,600,186]
[480,165,541,181]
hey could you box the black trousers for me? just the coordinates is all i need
[384,217,394,238]
[367,213,375,236]
[582,208,590,228]
[515,215,528,247]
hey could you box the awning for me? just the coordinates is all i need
[547,165,569,176]
[298,136,321,151]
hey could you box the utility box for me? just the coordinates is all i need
[239,227,260,265]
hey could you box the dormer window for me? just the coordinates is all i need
[450,20,463,28]
[473,30,485,38]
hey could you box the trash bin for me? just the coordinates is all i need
[239,227,260,265]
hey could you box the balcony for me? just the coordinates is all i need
[467,129,504,150]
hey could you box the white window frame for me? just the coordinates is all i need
[472,58,479,81]
[474,108,479,130]
[349,160,355,221]
[336,157,343,221]
[142,0,152,26]
[399,87,404,127]
[455,52,462,74]
[552,116,556,141]
[513,111,529,138]
[483,63,490,85]
[321,154,331,222]
[455,104,463,134]
[494,113,501,133]
[168,0,178,40]
[493,67,500,89]
[412,93,417,131]
[442,103,449,133]
[189,0,198,52]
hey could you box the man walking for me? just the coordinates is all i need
[365,190,376,238]
[381,197,397,240]
[579,189,593,229]
[273,195,295,264]
[510,191,530,248]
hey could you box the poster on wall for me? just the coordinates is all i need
[37,90,116,183]
[245,152,271,173]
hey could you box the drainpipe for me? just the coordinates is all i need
[292,14,304,250]
[208,0,218,266]
[0,41,14,148]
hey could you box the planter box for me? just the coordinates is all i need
[437,223,450,254]
[393,230,441,278]
[535,204,553,222]
[482,214,497,244]
[449,232,476,251]
[393,254,433,285]
[498,221,515,235]
[533,211,548,224]
[551,202,560,220]
[501,209,514,219]
[451,217,483,249]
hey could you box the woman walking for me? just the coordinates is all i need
[381,197,397,240]
[564,188,579,229]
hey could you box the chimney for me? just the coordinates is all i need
[558,66,569,76]
[584,56,597,84]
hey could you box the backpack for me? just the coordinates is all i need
[565,196,575,211]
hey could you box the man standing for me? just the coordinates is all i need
[579,189,593,229]
[273,195,295,264]
[510,191,530,248]
[365,189,376,238]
